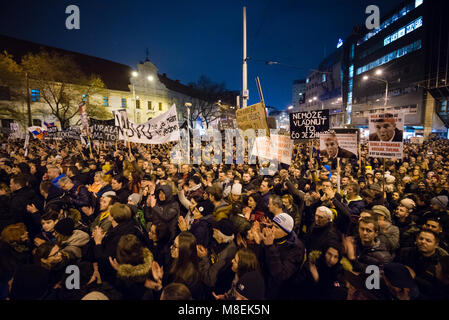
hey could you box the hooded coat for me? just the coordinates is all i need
[114,248,154,300]
[59,229,90,261]
[148,185,180,242]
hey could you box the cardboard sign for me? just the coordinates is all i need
[251,134,293,165]
[236,102,269,134]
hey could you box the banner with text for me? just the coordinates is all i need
[89,118,118,141]
[319,128,358,159]
[290,110,329,139]
[114,104,180,144]
[251,134,293,165]
[369,112,404,159]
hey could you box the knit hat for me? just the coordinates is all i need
[235,271,265,300]
[383,263,416,289]
[316,206,333,222]
[54,218,75,236]
[369,183,382,192]
[102,190,117,198]
[431,195,448,209]
[212,218,235,236]
[385,175,396,184]
[372,205,391,222]
[231,183,242,196]
[273,213,294,234]
[128,193,142,205]
[10,265,50,300]
[400,198,416,211]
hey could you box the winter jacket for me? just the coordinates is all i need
[9,186,44,238]
[351,238,393,272]
[378,223,400,254]
[395,216,421,249]
[229,213,251,235]
[0,195,12,233]
[199,241,237,289]
[346,196,366,216]
[212,200,232,222]
[115,186,131,204]
[114,248,154,300]
[147,185,180,241]
[263,232,305,299]
[59,229,90,261]
[395,246,449,281]
[304,223,342,252]
[67,182,92,211]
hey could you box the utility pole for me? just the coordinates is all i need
[242,6,248,108]
[26,72,32,127]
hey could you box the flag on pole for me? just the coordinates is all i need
[27,126,47,140]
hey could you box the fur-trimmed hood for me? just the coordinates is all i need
[116,248,153,283]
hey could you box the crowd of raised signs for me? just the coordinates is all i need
[0,135,448,300]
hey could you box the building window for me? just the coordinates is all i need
[384,17,422,47]
[136,99,140,109]
[159,102,162,111]
[32,119,42,126]
[349,65,354,79]
[82,94,87,102]
[357,40,422,75]
[31,89,40,102]
[350,44,355,60]
[441,101,447,113]
[148,101,152,110]
[0,86,11,100]
[322,74,326,83]
[121,98,127,108]
[103,96,109,106]
[306,78,310,83]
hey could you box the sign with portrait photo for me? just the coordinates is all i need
[369,112,404,159]
[319,128,358,159]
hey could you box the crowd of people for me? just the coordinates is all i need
[0,134,449,300]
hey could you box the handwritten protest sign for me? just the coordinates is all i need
[251,134,293,165]
[114,104,180,144]
[236,102,269,135]
[89,118,118,141]
[290,110,329,139]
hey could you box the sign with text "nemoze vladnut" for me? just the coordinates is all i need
[289,110,329,139]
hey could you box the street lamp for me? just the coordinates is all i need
[362,70,389,107]
[288,105,293,110]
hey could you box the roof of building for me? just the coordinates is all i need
[0,34,238,105]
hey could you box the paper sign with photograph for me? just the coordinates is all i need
[369,112,404,159]
[319,129,358,159]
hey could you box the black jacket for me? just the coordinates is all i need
[147,185,180,242]
[263,232,305,299]
[67,182,92,211]
[351,238,393,272]
[9,186,44,238]
[304,223,342,252]
[115,186,131,204]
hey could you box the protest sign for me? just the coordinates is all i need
[59,126,81,140]
[289,110,329,139]
[28,126,47,140]
[368,112,404,159]
[114,104,180,144]
[236,102,269,134]
[89,118,118,141]
[251,134,293,165]
[319,128,358,159]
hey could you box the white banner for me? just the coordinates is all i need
[114,104,180,144]
[369,112,404,159]
[251,134,293,165]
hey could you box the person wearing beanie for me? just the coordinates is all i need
[234,271,265,300]
[419,195,449,232]
[199,218,237,291]
[372,205,400,254]
[54,218,90,261]
[256,212,305,299]
[230,183,242,203]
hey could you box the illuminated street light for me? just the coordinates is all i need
[288,105,293,110]
[375,69,383,76]
[148,75,154,81]
[132,71,138,77]
[363,75,369,81]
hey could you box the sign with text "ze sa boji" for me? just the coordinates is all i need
[289,110,329,140]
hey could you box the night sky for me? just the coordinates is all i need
[0,0,398,110]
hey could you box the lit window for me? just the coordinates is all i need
[415,0,423,8]
[415,17,423,29]
[121,98,127,108]
[398,28,406,38]
[306,78,310,83]
[103,96,109,106]
[349,65,354,78]
[148,101,152,110]
[31,89,40,102]
[441,101,447,113]
[384,36,391,46]
[322,74,326,83]
[159,102,162,111]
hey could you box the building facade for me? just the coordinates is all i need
[292,79,306,111]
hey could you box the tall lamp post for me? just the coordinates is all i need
[363,69,389,107]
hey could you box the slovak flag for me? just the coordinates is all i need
[27,126,47,140]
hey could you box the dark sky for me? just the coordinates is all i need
[0,0,399,110]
